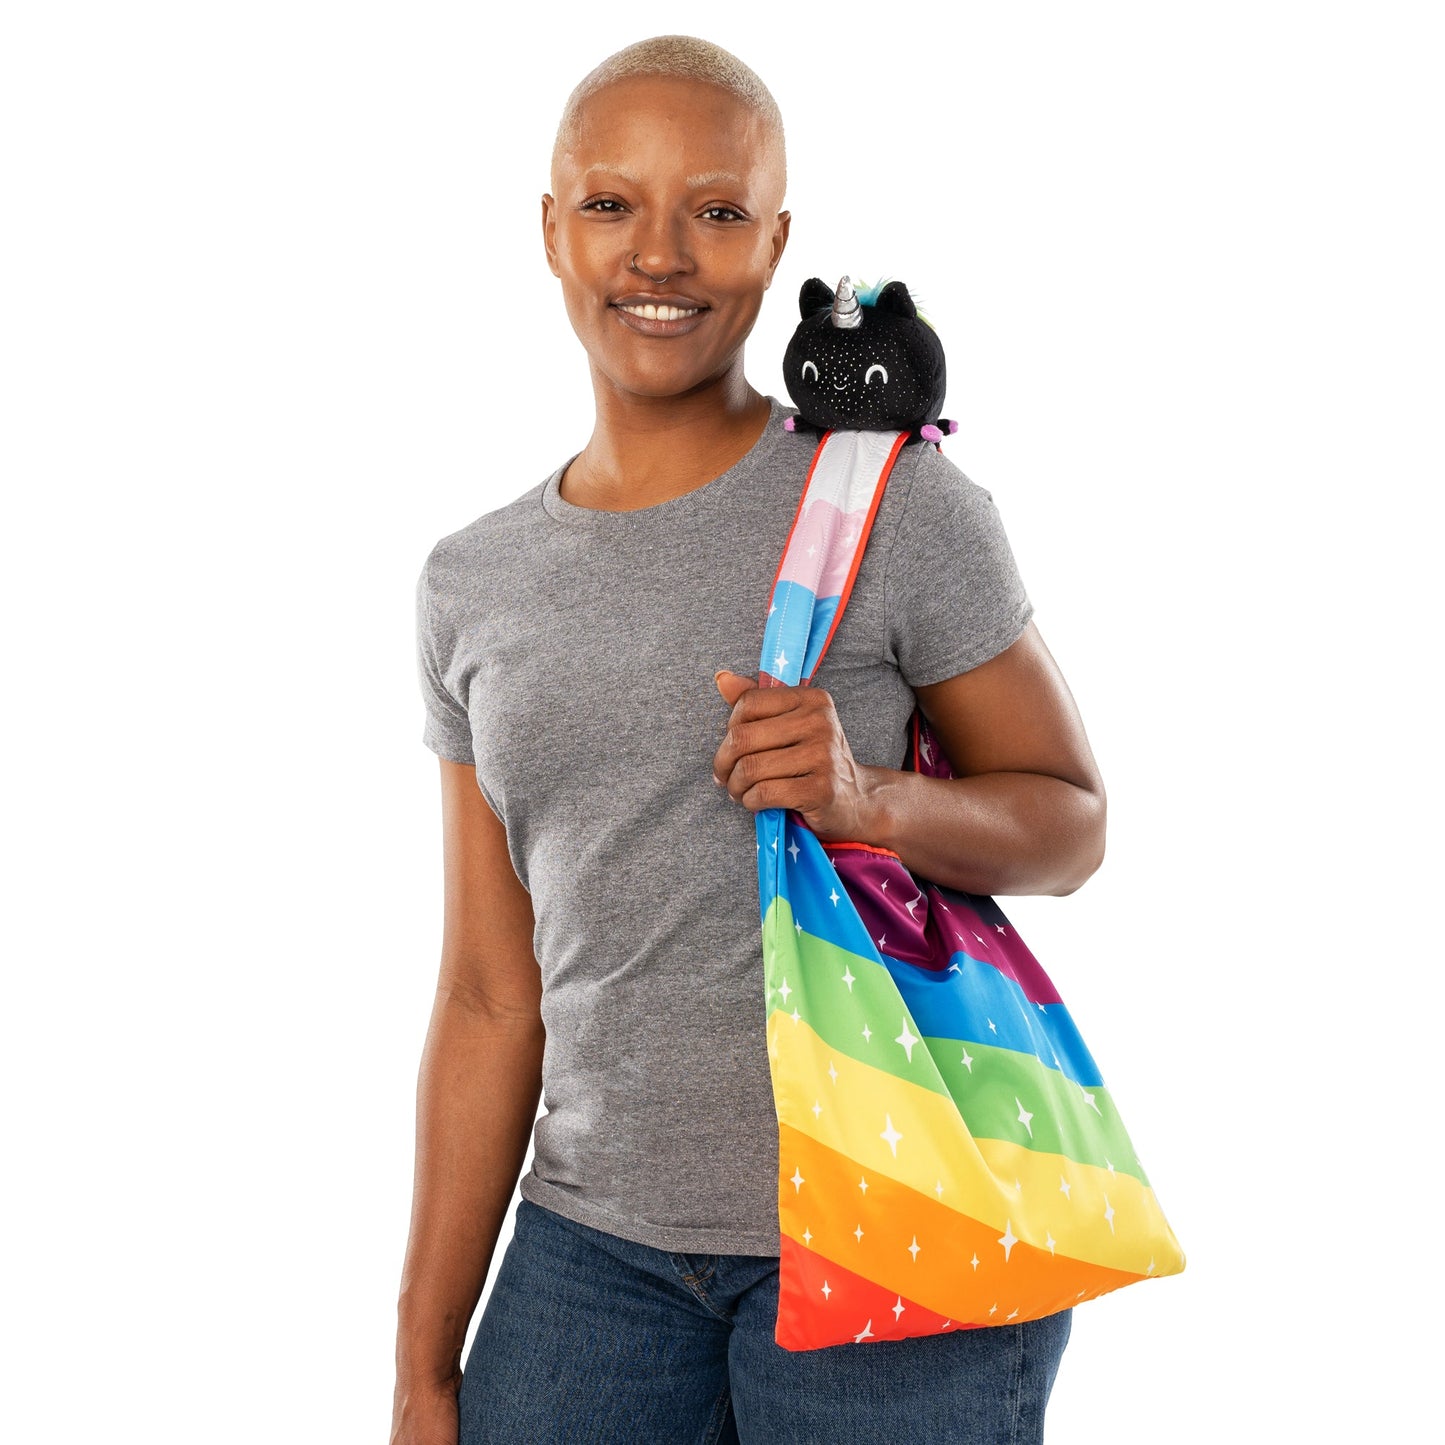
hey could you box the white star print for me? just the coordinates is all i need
[875,932,888,950]
[970,1253,980,1271]
[790,1007,801,1025]
[1059,1175,1072,1201]
[1105,1158,1116,1176]
[1081,1089,1102,1116]
[907,1236,920,1261]
[880,1115,903,1157]
[987,1018,997,1034]
[960,1046,974,1072]
[827,1060,838,1084]
[794,920,802,934]
[829,887,841,906]
[1015,1098,1034,1138]
[858,1176,869,1194]
[777,977,792,1004]
[892,1297,905,1321]
[1045,1232,1056,1256]
[853,1224,864,1243]
[820,1279,831,1298]
[988,1303,998,1317]
[853,1320,874,1344]
[812,1099,822,1119]
[904,891,924,916]
[1103,1196,1115,1233]
[790,1167,805,1192]
[998,1219,1017,1262]
[775,649,789,670]
[894,1019,919,1062]
[995,924,1006,935]
[1146,1257,1156,1275]
[841,965,855,991]
[920,737,933,764]
[802,1227,812,1246]
[1006,1308,1019,1321]
[861,1023,871,1043]
[788,839,800,863]
[934,1180,944,1197]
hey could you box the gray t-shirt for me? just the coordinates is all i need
[414,396,1033,1254]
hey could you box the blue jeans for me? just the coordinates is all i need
[457,1197,1072,1444]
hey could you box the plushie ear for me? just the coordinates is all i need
[798,277,835,319]
[872,281,917,319]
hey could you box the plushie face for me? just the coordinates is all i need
[783,278,946,432]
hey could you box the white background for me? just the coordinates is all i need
[3,3,1440,1440]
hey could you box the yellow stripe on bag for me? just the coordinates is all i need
[769,1009,1183,1277]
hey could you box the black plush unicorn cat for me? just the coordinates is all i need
[783,276,957,445]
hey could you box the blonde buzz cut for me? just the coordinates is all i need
[551,34,786,194]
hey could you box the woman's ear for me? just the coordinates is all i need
[541,193,561,278]
[764,210,792,288]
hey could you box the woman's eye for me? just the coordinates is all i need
[865,363,889,386]
[701,205,745,222]
[581,198,626,213]
[801,360,819,382]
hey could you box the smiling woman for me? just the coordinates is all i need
[394,32,1091,1445]
[541,62,791,508]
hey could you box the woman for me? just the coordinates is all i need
[392,34,1103,1445]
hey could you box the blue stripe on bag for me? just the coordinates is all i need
[759,579,838,682]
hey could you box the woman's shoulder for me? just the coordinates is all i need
[420,466,565,585]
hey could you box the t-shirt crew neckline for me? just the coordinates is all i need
[540,395,791,529]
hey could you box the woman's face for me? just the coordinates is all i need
[543,75,790,404]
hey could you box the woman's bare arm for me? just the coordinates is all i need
[392,759,544,1431]
[862,621,1106,896]
[714,620,1106,899]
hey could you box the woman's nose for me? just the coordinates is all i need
[630,216,692,281]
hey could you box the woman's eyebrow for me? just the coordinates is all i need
[581,164,645,186]
[685,171,747,190]
[578,165,750,193]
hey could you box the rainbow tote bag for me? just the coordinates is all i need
[754,429,1186,1352]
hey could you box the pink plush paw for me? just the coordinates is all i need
[783,416,796,431]
[920,424,943,442]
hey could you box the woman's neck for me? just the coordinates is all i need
[561,369,773,512]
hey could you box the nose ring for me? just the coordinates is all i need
[630,253,673,285]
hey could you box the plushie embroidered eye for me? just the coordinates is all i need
[865,363,888,386]
[801,360,819,382]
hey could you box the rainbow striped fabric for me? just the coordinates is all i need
[755,430,1185,1352]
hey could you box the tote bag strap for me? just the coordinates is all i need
[758,429,910,690]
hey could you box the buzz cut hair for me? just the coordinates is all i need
[552,34,786,189]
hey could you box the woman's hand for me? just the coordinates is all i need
[712,670,882,843]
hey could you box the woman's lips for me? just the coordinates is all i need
[610,293,709,336]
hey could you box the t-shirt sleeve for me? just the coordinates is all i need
[885,444,1034,688]
[415,550,476,764]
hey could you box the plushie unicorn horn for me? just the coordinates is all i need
[831,275,861,329]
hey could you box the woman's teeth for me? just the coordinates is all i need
[618,303,701,321]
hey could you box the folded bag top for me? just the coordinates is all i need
[757,277,1185,1353]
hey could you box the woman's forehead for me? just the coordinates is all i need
[555,75,784,196]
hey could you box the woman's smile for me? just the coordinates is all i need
[611,291,710,336]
